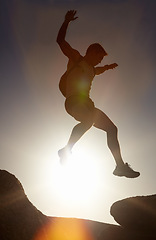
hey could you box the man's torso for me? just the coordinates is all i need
[65,58,95,98]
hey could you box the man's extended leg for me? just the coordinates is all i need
[58,96,94,163]
[58,121,92,163]
[93,108,140,178]
[93,108,124,166]
[67,121,93,150]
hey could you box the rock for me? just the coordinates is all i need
[110,195,156,232]
[99,224,156,240]
[1,169,156,240]
[0,170,49,240]
[0,170,110,240]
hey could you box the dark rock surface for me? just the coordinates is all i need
[1,169,156,240]
[109,195,156,240]
[0,170,49,240]
[0,170,112,240]
[110,195,156,231]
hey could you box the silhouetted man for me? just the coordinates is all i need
[57,10,140,178]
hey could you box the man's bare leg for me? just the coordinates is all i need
[93,108,124,166]
[58,122,92,162]
[67,122,93,150]
[93,108,140,178]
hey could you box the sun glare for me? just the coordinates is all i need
[34,142,114,221]
[51,147,101,206]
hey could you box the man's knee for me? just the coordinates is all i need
[84,118,94,129]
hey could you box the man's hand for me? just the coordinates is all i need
[105,63,118,70]
[65,10,78,22]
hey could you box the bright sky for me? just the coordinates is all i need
[0,0,156,224]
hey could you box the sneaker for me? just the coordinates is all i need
[113,163,140,178]
[58,147,71,165]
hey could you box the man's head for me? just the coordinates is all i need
[85,43,107,66]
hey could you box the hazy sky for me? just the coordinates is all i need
[1,0,156,224]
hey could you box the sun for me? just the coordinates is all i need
[30,141,116,222]
[51,146,102,206]
[35,141,114,220]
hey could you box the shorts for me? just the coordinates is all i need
[65,95,95,122]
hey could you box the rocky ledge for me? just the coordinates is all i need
[0,170,156,240]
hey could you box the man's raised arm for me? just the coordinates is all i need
[57,10,80,60]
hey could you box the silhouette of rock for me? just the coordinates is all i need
[1,169,156,240]
[99,194,156,240]
[109,195,156,240]
[99,223,156,240]
[0,170,49,240]
[110,195,156,231]
[0,170,112,240]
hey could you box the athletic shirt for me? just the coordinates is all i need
[65,59,95,98]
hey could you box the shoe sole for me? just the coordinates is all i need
[113,172,140,178]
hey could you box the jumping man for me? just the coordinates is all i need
[57,10,140,178]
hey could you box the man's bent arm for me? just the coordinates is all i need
[95,63,118,75]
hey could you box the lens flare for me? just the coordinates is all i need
[34,218,93,240]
